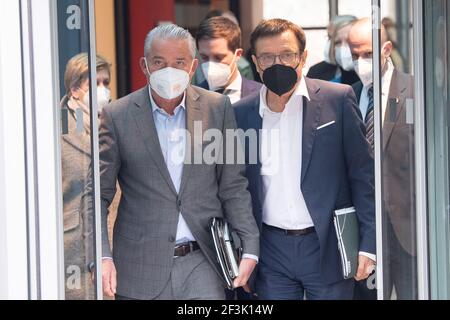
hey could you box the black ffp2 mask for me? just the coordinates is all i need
[262,64,299,97]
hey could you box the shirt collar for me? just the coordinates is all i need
[226,72,242,92]
[259,76,310,118]
[148,88,186,115]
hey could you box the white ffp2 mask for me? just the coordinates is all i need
[97,86,111,113]
[202,61,232,91]
[145,59,190,100]
[354,58,373,87]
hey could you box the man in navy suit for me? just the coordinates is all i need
[196,16,262,104]
[234,19,376,300]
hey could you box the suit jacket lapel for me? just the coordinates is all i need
[131,87,178,195]
[383,69,406,151]
[247,96,263,205]
[249,100,263,166]
[179,86,202,196]
[353,81,363,105]
[301,79,322,184]
[241,78,252,98]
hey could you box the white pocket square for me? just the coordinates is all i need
[317,121,336,130]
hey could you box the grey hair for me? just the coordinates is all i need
[144,24,196,59]
[330,15,357,31]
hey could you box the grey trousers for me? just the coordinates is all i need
[116,250,225,300]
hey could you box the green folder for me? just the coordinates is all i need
[334,207,360,279]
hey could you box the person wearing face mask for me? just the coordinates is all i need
[196,16,262,104]
[307,15,360,86]
[233,19,375,300]
[348,17,416,300]
[60,53,112,300]
[87,24,259,300]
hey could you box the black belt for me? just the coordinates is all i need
[174,241,200,257]
[263,223,315,236]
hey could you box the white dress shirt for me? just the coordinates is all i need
[259,77,315,230]
[224,72,243,104]
[359,58,395,122]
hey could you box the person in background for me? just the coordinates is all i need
[193,10,256,85]
[307,15,360,86]
[348,17,416,300]
[234,18,376,300]
[61,53,112,300]
[196,15,263,300]
[197,16,262,105]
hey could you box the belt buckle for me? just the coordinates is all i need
[174,242,192,258]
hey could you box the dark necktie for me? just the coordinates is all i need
[365,85,374,149]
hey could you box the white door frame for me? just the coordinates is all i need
[0,0,29,300]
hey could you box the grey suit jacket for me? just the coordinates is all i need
[98,85,259,300]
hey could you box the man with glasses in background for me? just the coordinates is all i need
[234,19,376,300]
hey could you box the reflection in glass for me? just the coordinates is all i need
[60,53,95,300]
[380,69,417,300]
[379,0,417,300]
[60,52,112,300]
[348,0,418,299]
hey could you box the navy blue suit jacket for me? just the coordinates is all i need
[234,77,376,285]
[198,76,262,99]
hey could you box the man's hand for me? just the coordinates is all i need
[102,259,117,297]
[355,255,376,281]
[233,258,257,291]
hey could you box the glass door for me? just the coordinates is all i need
[56,0,102,300]
[425,0,450,300]
[373,0,423,300]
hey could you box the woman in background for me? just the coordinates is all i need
[60,53,112,300]
[307,15,360,86]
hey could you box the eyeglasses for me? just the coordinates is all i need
[256,52,301,68]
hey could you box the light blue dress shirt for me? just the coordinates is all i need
[149,93,196,245]
[149,91,258,263]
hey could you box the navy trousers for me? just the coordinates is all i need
[256,224,354,300]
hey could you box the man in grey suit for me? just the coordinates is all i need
[98,24,259,300]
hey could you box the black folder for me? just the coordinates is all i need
[334,207,360,279]
[210,218,242,289]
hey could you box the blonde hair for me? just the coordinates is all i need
[64,53,111,97]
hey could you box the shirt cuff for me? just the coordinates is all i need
[102,257,113,261]
[359,251,376,262]
[242,254,259,264]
